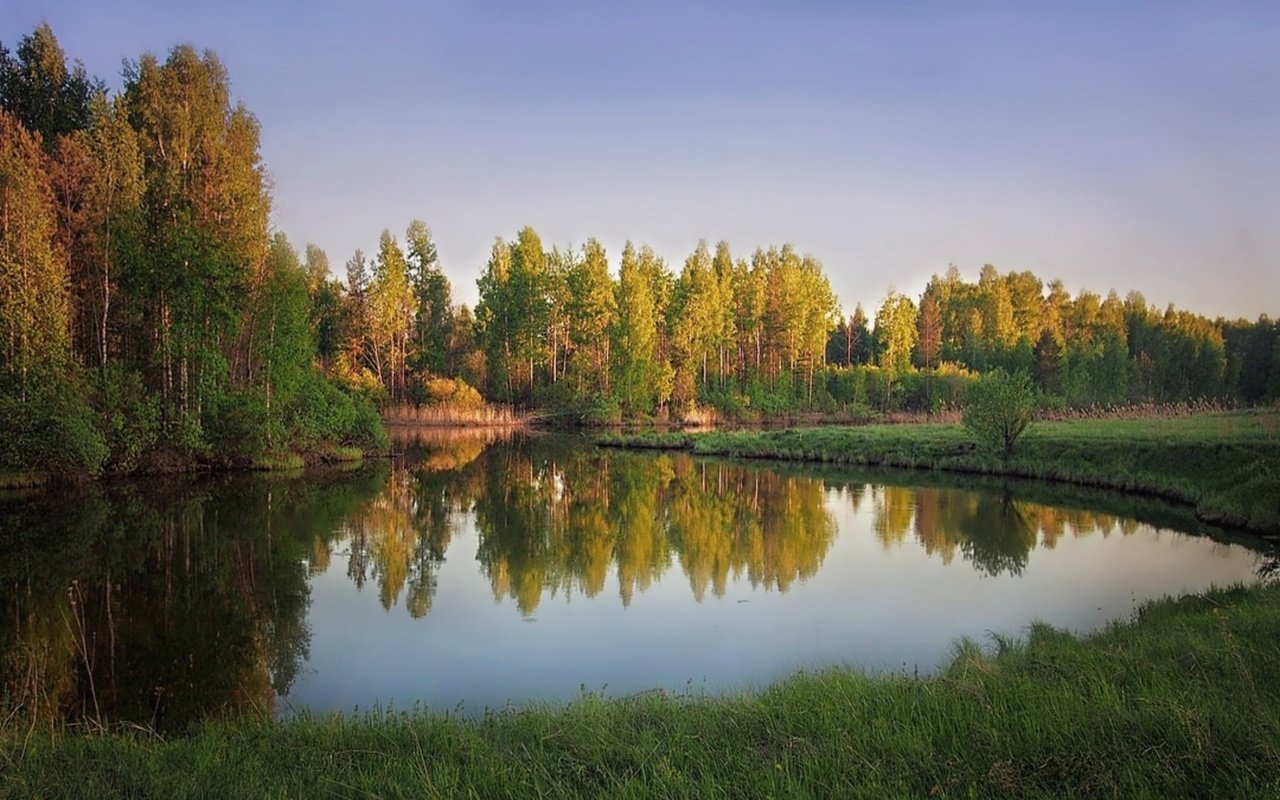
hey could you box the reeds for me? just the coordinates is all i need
[382,403,528,428]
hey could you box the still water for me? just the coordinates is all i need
[0,430,1269,730]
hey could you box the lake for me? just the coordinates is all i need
[0,430,1268,731]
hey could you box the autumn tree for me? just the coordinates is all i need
[917,294,942,369]
[0,110,72,391]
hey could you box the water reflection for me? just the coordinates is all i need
[865,485,1149,577]
[0,432,1270,728]
[0,467,388,731]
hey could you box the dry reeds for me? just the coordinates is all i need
[382,403,529,428]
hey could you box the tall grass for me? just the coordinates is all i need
[5,583,1279,798]
[383,402,529,427]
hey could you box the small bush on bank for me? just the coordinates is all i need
[348,392,390,452]
[963,369,1038,457]
[289,372,358,446]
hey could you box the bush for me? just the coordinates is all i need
[92,364,160,473]
[347,392,390,452]
[289,372,357,446]
[963,369,1037,457]
[0,369,108,476]
[203,386,270,462]
[421,377,485,411]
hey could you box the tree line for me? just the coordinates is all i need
[4,23,1278,472]
[828,264,1280,411]
[0,24,385,477]
[329,227,1278,421]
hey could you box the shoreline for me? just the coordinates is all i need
[597,411,1280,538]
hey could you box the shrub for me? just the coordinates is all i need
[347,392,390,452]
[203,386,269,462]
[289,372,357,446]
[963,369,1037,457]
[421,377,485,411]
[0,369,108,476]
[92,364,160,473]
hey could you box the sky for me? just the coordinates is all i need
[6,1,1278,320]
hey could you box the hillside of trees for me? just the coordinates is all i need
[3,24,1278,480]
[0,25,385,479]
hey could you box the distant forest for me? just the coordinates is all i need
[2,24,1278,475]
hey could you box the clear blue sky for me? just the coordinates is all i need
[6,1,1278,320]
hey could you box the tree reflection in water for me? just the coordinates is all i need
[868,484,1142,576]
[2,431,1240,732]
[0,465,388,732]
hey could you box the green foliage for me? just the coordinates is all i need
[0,369,107,476]
[92,364,160,473]
[874,291,917,377]
[348,392,390,452]
[203,386,269,462]
[964,369,1037,456]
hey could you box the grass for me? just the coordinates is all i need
[599,409,1280,535]
[3,582,1278,798]
[307,445,364,463]
[247,451,305,471]
[384,402,528,427]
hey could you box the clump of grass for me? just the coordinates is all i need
[248,451,304,471]
[595,431,694,450]
[6,583,1280,797]
[307,445,364,463]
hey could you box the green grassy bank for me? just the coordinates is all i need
[600,410,1280,535]
[3,583,1278,798]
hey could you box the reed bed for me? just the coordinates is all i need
[382,403,529,428]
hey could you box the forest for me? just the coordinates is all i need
[0,25,385,478]
[3,24,1279,479]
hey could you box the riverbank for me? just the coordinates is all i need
[599,410,1280,536]
[2,581,1276,797]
